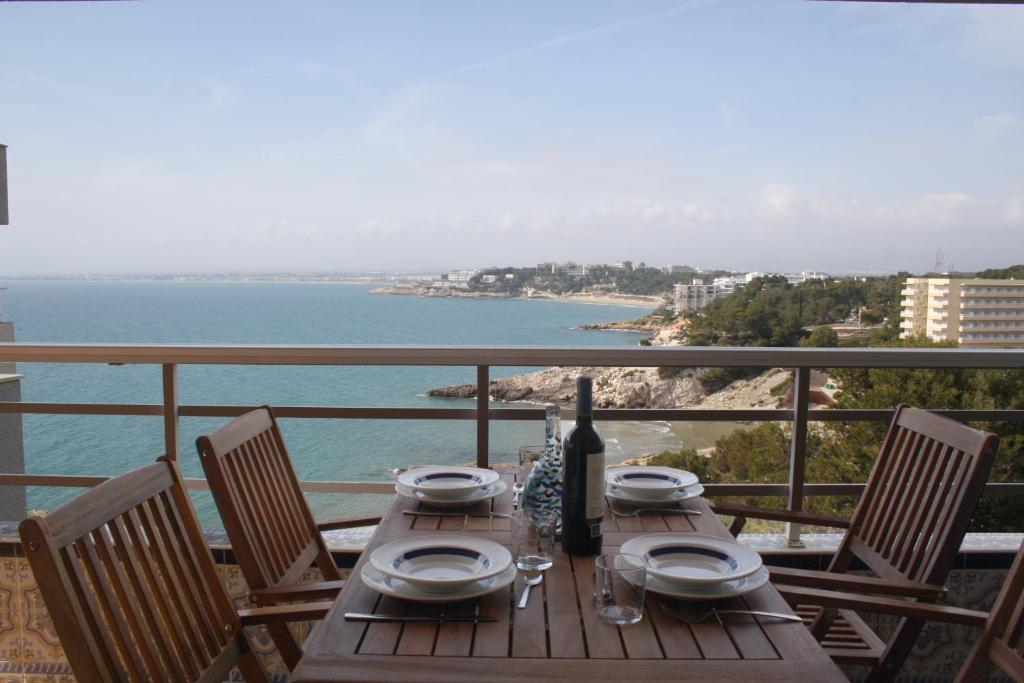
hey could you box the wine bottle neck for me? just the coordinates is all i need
[576,377,593,420]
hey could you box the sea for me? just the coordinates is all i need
[0,280,689,523]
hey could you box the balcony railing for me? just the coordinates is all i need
[1,343,1023,547]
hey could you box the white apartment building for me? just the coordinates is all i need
[549,261,589,277]
[900,277,1024,348]
[674,279,717,313]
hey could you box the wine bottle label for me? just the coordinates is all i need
[586,449,605,520]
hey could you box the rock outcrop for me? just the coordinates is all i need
[428,365,705,409]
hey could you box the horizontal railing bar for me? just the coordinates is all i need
[4,473,1019,496]
[179,405,479,420]
[3,402,1024,423]
[0,473,395,494]
[0,343,1022,368]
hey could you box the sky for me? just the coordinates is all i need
[0,0,1022,276]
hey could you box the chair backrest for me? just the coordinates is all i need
[19,458,267,682]
[833,405,999,586]
[957,542,1024,683]
[196,406,339,593]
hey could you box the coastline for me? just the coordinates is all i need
[368,285,663,309]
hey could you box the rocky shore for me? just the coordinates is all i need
[427,363,792,412]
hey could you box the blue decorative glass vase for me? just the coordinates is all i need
[523,405,562,524]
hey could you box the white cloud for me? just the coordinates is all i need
[1005,197,1024,226]
[759,183,801,218]
[975,112,1020,143]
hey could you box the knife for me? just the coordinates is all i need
[344,612,497,623]
[403,510,511,519]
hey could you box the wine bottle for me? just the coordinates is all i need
[561,376,605,555]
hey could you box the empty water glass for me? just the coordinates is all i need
[516,446,544,487]
[596,553,646,625]
[512,507,556,571]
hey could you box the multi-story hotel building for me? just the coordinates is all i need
[900,277,1024,348]
[674,279,717,313]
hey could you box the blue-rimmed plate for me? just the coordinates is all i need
[606,466,699,499]
[641,566,770,601]
[621,533,763,586]
[396,480,507,508]
[397,466,501,499]
[606,482,704,507]
[360,562,517,603]
[369,535,512,592]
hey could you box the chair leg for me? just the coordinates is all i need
[864,617,925,683]
[267,621,305,671]
[237,642,271,682]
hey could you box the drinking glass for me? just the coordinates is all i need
[512,507,556,571]
[595,553,646,625]
[516,445,544,488]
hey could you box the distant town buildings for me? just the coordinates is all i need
[900,277,1024,348]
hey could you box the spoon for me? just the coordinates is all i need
[517,573,543,609]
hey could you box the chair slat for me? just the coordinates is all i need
[62,540,130,679]
[123,505,205,679]
[147,493,225,657]
[90,524,167,680]
[254,430,307,552]
[227,448,288,580]
[108,512,190,682]
[240,438,296,565]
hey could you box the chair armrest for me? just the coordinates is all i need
[317,515,382,531]
[237,601,332,627]
[769,567,947,599]
[249,579,346,605]
[709,502,851,529]
[776,585,988,628]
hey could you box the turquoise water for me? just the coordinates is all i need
[0,280,680,522]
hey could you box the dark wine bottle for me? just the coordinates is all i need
[561,376,605,556]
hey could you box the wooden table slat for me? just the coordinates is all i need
[571,555,626,660]
[470,587,512,658]
[545,553,587,659]
[358,596,406,656]
[394,602,439,656]
[511,572,548,658]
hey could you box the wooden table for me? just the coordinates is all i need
[292,475,847,682]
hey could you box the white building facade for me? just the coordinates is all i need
[900,277,1024,348]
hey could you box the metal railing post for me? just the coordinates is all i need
[476,365,489,468]
[787,367,810,547]
[162,363,179,460]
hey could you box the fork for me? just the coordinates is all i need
[659,601,802,624]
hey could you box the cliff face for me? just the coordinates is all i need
[428,365,705,409]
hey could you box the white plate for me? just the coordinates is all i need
[606,466,699,499]
[397,466,500,499]
[360,562,517,603]
[621,533,763,586]
[641,566,770,601]
[369,536,512,592]
[396,480,507,508]
[605,483,704,506]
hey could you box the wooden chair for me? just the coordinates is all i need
[711,405,999,683]
[196,406,380,670]
[19,457,329,682]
